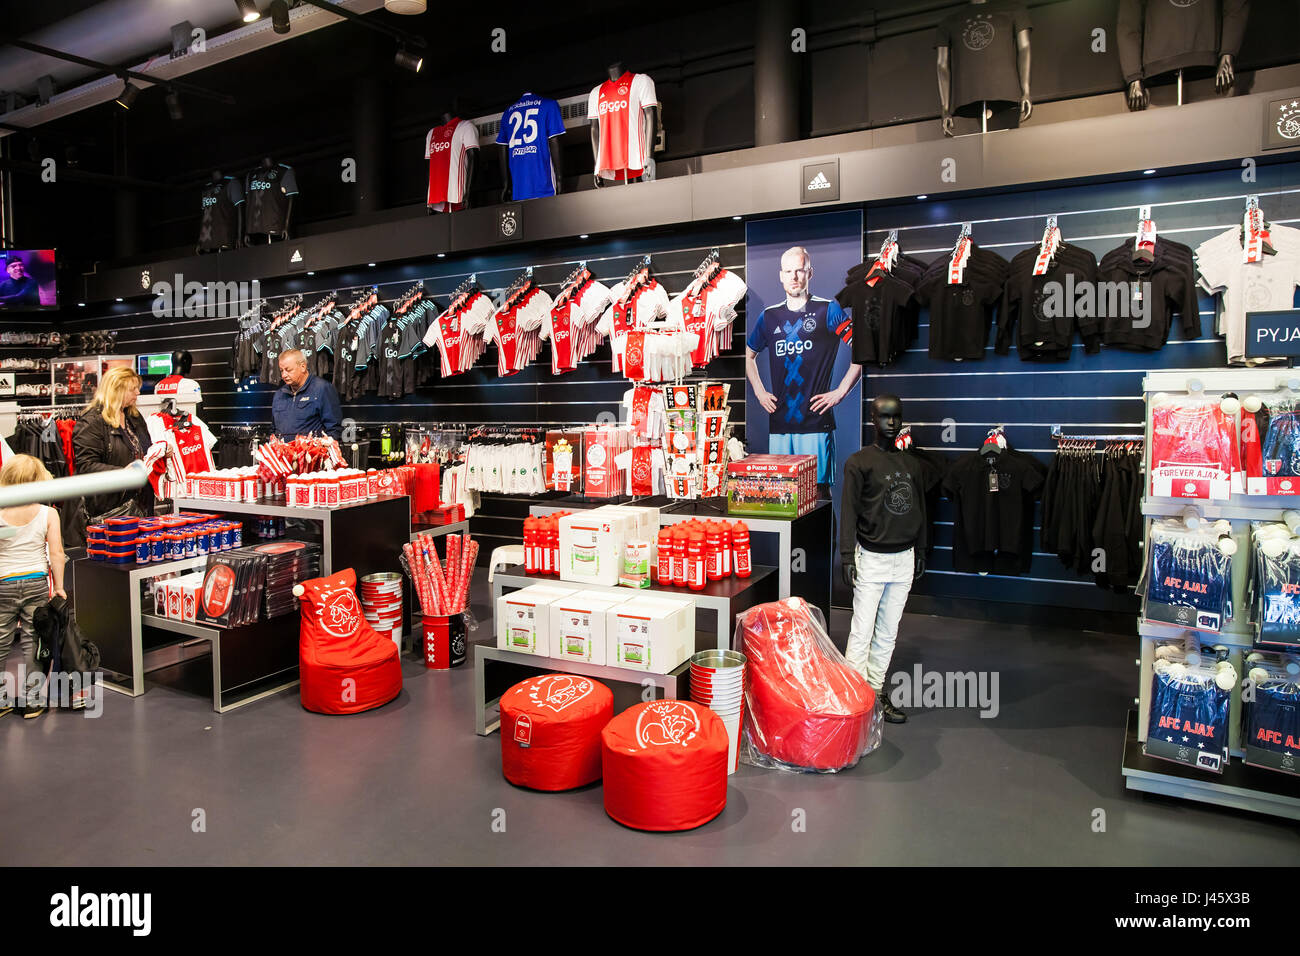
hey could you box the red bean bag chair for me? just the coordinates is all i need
[601,700,729,831]
[500,675,613,790]
[739,597,880,772]
[297,569,403,714]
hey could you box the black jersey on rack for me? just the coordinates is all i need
[198,177,244,251]
[244,163,299,236]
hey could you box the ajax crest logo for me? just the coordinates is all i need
[803,317,818,334]
[962,16,995,51]
[500,209,518,238]
[528,674,594,712]
[317,586,361,638]
[1278,102,1300,141]
[140,270,151,290]
[635,701,701,748]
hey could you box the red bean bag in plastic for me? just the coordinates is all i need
[601,700,729,831]
[500,674,614,790]
[739,597,881,772]
[297,569,403,714]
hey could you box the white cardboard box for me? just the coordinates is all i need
[497,585,578,657]
[549,590,633,666]
[607,594,696,674]
[599,505,659,547]
[558,509,633,587]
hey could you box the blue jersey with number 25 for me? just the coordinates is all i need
[496,94,565,200]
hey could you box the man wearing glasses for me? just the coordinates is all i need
[746,246,860,486]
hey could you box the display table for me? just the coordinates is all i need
[528,499,832,621]
[172,494,411,578]
[474,647,689,736]
[490,564,779,652]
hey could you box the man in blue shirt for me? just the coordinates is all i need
[272,349,343,442]
[746,246,861,484]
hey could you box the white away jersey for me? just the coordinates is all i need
[587,72,658,181]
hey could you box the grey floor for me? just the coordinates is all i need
[3,572,1297,865]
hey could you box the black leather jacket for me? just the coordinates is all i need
[71,405,155,519]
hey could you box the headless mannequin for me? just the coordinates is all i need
[499,98,564,202]
[197,169,240,255]
[433,111,476,212]
[1122,0,1241,112]
[590,61,661,188]
[840,395,928,723]
[936,0,1032,137]
[245,157,293,245]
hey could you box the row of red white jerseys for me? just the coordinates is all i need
[143,409,218,501]
[420,265,746,383]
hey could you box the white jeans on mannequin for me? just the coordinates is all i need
[844,544,914,691]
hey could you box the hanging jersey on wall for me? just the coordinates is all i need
[497,93,566,200]
[425,118,479,211]
[587,72,658,181]
[198,176,244,251]
[244,163,298,236]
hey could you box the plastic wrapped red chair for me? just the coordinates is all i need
[296,569,403,714]
[738,597,882,772]
[601,700,729,831]
[500,674,614,790]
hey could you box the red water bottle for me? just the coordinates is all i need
[671,528,688,587]
[656,528,673,583]
[549,518,560,575]
[705,522,722,581]
[688,532,706,590]
[732,521,752,578]
[541,518,553,575]
[523,517,537,573]
[719,521,733,576]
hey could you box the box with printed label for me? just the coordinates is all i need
[726,454,818,518]
[607,594,696,674]
[598,504,659,545]
[558,509,633,587]
[496,585,577,656]
[548,590,632,666]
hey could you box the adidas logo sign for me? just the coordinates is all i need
[290,249,303,264]
[807,172,832,190]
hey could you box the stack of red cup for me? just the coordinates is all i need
[690,649,747,776]
[359,572,403,648]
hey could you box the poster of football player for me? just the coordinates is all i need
[745,211,863,607]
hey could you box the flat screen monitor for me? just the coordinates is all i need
[137,352,174,377]
[0,250,56,311]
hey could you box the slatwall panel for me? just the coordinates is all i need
[862,162,1300,614]
[60,227,747,564]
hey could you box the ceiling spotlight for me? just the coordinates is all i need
[385,0,427,13]
[437,253,445,258]
[236,0,261,23]
[115,297,123,302]
[579,234,589,240]
[916,194,928,200]
[732,215,742,221]
[165,90,183,121]
[307,271,315,276]
[368,262,376,268]
[114,80,140,110]
[1143,169,1156,175]
[394,46,423,73]
[77,302,86,307]
[270,0,290,33]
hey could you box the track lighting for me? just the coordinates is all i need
[235,0,261,23]
[394,46,423,73]
[115,80,140,110]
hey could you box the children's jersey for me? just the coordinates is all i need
[496,94,565,200]
[746,296,851,434]
[1146,670,1230,773]
[1247,682,1300,759]
[425,118,479,210]
[587,72,658,181]
[1150,402,1241,486]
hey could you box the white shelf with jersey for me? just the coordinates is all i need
[1123,369,1300,820]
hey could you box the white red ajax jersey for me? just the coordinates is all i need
[587,72,658,181]
[425,118,479,210]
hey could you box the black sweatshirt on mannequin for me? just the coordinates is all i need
[840,445,939,563]
[1117,0,1250,84]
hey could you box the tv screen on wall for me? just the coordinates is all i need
[0,249,57,311]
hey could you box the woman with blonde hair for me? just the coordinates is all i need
[71,365,154,521]
[0,454,66,718]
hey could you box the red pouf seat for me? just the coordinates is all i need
[297,569,402,714]
[500,674,614,791]
[601,700,729,831]
[740,597,879,772]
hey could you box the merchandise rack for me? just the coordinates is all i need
[1122,369,1300,818]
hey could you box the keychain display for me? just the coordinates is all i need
[1143,517,1235,633]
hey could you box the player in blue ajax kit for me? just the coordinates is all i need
[496,93,565,201]
[746,246,861,485]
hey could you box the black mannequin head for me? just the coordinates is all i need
[607,61,624,80]
[870,394,904,448]
[441,111,453,125]
[210,169,222,182]
[260,157,273,168]
[171,350,193,375]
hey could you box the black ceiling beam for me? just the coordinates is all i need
[0,36,237,106]
[294,0,426,48]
